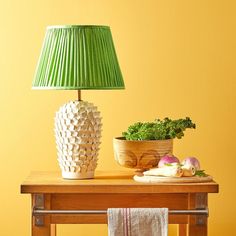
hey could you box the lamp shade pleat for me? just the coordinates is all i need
[33,25,125,90]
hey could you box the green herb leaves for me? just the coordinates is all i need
[122,117,196,140]
[195,170,207,177]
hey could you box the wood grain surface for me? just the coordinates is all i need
[21,171,218,194]
[134,175,213,183]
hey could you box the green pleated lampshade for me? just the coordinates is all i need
[33,25,125,89]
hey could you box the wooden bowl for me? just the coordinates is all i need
[113,137,173,171]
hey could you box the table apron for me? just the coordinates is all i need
[50,193,189,209]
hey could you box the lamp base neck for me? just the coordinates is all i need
[78,90,81,101]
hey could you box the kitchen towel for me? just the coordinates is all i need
[107,208,168,236]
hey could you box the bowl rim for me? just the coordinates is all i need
[113,137,173,142]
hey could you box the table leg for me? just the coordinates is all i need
[178,224,187,236]
[32,221,54,236]
[188,216,207,236]
[188,193,208,236]
[32,221,56,236]
[32,194,56,236]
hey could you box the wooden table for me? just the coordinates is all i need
[21,171,218,236]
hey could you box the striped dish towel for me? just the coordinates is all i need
[107,208,168,236]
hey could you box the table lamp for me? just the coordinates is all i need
[33,25,125,179]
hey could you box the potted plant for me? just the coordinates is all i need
[113,117,195,172]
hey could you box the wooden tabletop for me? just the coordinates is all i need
[21,171,219,194]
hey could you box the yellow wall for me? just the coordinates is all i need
[0,0,235,235]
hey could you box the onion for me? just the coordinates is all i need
[158,155,180,168]
[144,166,183,177]
[181,165,196,176]
[181,157,200,170]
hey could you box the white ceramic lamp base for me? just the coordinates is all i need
[62,171,95,179]
[55,100,102,179]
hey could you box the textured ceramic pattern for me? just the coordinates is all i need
[113,138,173,171]
[55,100,102,179]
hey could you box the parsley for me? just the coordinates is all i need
[195,170,207,177]
[122,117,196,140]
